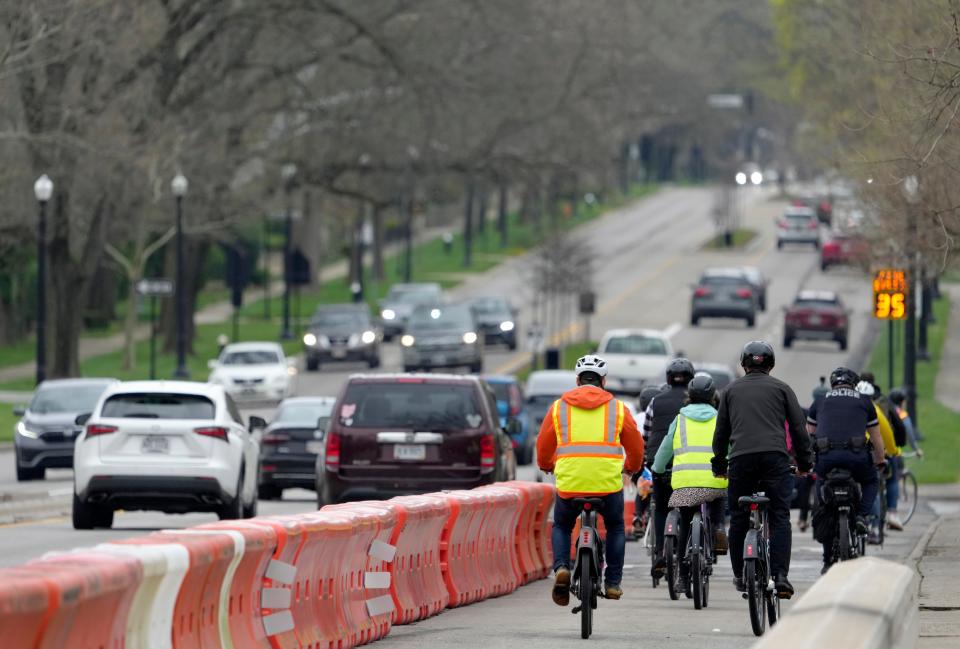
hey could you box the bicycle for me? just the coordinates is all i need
[571,497,605,639]
[739,492,780,637]
[663,508,684,600]
[642,487,659,588]
[817,468,866,564]
[688,500,716,610]
[899,451,920,525]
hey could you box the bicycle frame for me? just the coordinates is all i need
[573,507,604,584]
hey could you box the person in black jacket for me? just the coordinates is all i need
[642,357,695,578]
[711,341,813,599]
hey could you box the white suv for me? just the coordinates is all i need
[207,341,294,403]
[72,381,261,529]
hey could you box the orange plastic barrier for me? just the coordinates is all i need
[0,568,50,649]
[10,552,143,649]
[497,481,541,584]
[323,502,399,644]
[531,483,555,578]
[386,494,451,624]
[437,489,488,606]
[474,485,522,596]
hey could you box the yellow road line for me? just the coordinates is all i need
[0,515,68,529]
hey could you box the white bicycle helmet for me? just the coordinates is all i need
[855,380,876,397]
[575,354,608,377]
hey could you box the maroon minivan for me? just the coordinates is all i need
[315,373,516,505]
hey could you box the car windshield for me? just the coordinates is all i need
[101,393,215,419]
[702,276,747,286]
[273,402,334,426]
[312,311,368,327]
[795,299,838,309]
[221,350,281,365]
[387,286,439,304]
[339,382,482,430]
[29,383,110,414]
[604,335,667,355]
[471,298,510,315]
[408,306,474,332]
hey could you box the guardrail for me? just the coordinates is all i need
[0,479,554,649]
[752,556,918,649]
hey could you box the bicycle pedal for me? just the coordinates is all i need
[741,592,749,600]
[571,605,582,614]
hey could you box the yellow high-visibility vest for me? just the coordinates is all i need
[551,398,624,494]
[671,415,728,490]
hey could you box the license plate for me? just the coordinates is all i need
[809,315,821,325]
[242,387,258,395]
[331,348,347,359]
[141,435,170,454]
[394,444,426,461]
[306,441,325,454]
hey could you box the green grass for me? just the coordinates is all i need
[865,294,959,483]
[701,228,758,250]
[0,338,40,370]
[0,403,18,442]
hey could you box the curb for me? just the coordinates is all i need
[0,493,70,525]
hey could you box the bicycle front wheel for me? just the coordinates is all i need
[901,470,919,525]
[745,560,766,636]
[665,536,680,601]
[580,561,592,639]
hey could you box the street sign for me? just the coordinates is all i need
[136,278,174,297]
[707,94,744,109]
[873,268,907,320]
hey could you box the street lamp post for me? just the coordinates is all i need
[171,173,190,378]
[280,163,297,340]
[33,175,53,385]
[404,145,419,283]
[902,175,920,428]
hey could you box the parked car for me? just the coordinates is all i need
[524,370,578,440]
[303,304,381,371]
[739,266,768,311]
[690,267,758,327]
[378,282,443,340]
[783,290,850,350]
[693,363,738,391]
[258,396,337,500]
[597,328,673,395]
[483,375,533,465]
[469,296,518,350]
[315,374,515,504]
[820,230,869,271]
[207,342,294,403]
[777,206,821,249]
[401,303,483,373]
[72,381,262,529]
[13,378,117,481]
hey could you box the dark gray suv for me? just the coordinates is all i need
[401,304,483,373]
[303,304,381,371]
[690,267,758,327]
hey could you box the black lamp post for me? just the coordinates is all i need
[171,172,190,378]
[33,174,53,385]
[902,175,919,428]
[280,163,297,340]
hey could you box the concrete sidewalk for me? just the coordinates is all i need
[914,501,960,647]
[934,283,960,413]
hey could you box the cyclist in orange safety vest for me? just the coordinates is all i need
[537,354,644,605]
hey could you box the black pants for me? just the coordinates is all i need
[796,475,814,522]
[727,452,794,579]
[653,473,673,556]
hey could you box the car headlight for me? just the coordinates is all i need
[401,334,415,347]
[499,321,515,332]
[382,309,396,320]
[463,331,478,344]
[303,332,317,346]
[16,421,39,439]
[361,330,377,344]
[286,366,297,377]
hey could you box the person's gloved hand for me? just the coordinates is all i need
[710,456,728,478]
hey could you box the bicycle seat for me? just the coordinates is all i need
[738,495,770,508]
[572,497,605,510]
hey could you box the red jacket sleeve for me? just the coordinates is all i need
[537,403,558,472]
[620,406,644,474]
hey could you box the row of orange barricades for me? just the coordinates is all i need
[0,480,554,649]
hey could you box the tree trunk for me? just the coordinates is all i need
[476,184,488,237]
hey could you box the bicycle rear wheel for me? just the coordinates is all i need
[580,561,592,639]
[745,559,766,636]
[901,470,918,525]
[837,516,851,560]
[691,515,705,610]
[665,536,680,601]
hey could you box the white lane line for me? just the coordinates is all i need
[663,322,682,339]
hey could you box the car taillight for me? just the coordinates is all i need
[325,432,341,470]
[262,431,291,445]
[480,434,495,471]
[194,426,229,442]
[736,288,753,298]
[694,287,710,297]
[86,423,117,437]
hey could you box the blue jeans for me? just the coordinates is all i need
[552,491,625,585]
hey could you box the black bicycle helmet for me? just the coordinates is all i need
[638,385,662,411]
[888,387,906,406]
[740,340,775,372]
[829,366,860,388]
[687,374,717,404]
[665,357,695,386]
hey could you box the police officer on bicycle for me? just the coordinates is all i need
[806,367,885,572]
[537,355,644,604]
[711,341,812,599]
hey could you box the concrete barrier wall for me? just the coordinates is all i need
[752,556,919,649]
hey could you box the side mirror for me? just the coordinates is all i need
[13,405,26,417]
[75,413,91,427]
[507,419,522,436]
[207,359,218,370]
[317,416,330,435]
[248,415,267,431]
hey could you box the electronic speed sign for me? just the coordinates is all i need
[873,268,907,320]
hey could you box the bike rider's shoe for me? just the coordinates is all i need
[820,562,832,575]
[552,568,571,606]
[774,574,795,600]
[733,576,746,592]
[886,511,904,531]
[604,583,623,600]
[797,517,809,532]
[713,528,729,555]
[651,556,666,579]
[855,516,869,535]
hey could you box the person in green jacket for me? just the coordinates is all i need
[653,373,729,592]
